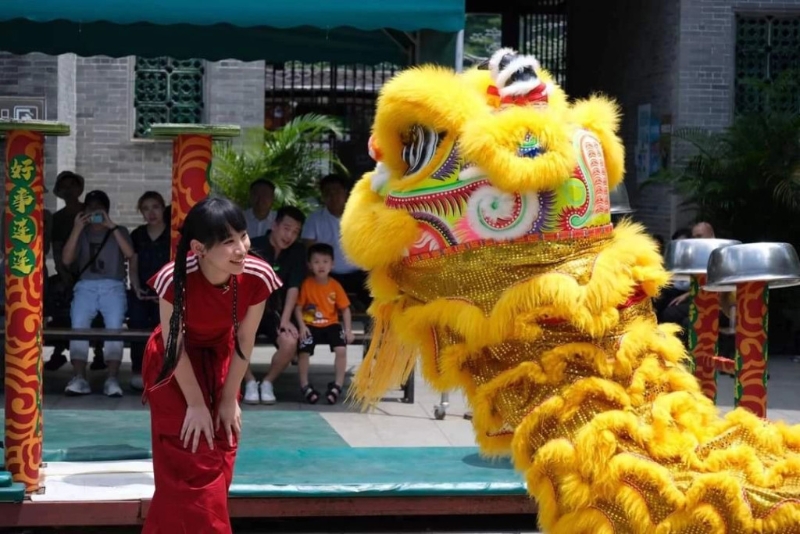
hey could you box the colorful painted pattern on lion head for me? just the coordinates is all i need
[341,48,625,271]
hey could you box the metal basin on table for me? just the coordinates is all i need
[663,238,741,280]
[704,242,800,292]
[610,183,634,215]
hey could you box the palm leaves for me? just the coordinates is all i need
[209,113,347,213]
[646,108,800,243]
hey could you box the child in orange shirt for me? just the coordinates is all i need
[295,243,354,404]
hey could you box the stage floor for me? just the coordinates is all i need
[3,409,528,504]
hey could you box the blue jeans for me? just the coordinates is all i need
[70,279,127,362]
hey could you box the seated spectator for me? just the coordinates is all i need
[47,171,87,370]
[61,190,134,397]
[128,191,170,391]
[244,178,276,239]
[692,221,715,239]
[302,174,371,309]
[243,206,306,404]
[294,243,354,405]
[657,222,731,344]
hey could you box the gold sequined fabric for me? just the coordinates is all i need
[381,227,800,533]
[392,231,612,313]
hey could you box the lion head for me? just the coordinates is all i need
[341,48,625,274]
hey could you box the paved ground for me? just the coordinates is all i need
[26,345,479,448]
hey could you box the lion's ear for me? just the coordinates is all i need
[569,96,625,189]
[370,65,488,179]
[340,175,419,271]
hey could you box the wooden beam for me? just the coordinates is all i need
[0,496,537,527]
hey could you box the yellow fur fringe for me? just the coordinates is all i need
[341,57,800,533]
[347,221,800,533]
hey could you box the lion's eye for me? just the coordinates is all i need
[401,125,445,176]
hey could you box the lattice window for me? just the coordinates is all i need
[133,58,205,138]
[735,15,800,114]
[520,0,568,87]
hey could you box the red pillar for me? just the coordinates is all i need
[1,121,70,492]
[687,274,720,402]
[733,281,769,417]
[149,125,240,259]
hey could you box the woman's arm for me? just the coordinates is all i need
[112,230,135,260]
[61,215,86,266]
[222,300,267,401]
[159,299,205,407]
[130,254,142,294]
[281,287,299,325]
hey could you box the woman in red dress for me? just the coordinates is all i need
[141,198,281,533]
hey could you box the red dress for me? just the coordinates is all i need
[141,254,280,533]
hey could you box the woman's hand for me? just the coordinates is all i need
[215,397,242,447]
[73,211,88,230]
[101,211,117,229]
[181,404,214,453]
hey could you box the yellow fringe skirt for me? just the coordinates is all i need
[351,222,800,534]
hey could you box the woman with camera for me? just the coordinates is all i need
[61,189,134,397]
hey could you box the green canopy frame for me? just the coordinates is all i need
[0,0,465,66]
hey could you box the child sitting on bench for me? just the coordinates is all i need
[295,243,354,404]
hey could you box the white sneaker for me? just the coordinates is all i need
[130,374,144,391]
[65,376,91,396]
[260,380,276,405]
[243,380,260,405]
[103,377,124,398]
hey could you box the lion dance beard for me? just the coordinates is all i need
[340,48,800,533]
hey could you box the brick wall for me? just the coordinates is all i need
[0,52,60,211]
[72,57,266,227]
[677,0,800,132]
[0,53,267,227]
[206,60,266,130]
[568,0,682,240]
[675,0,800,233]
[56,54,77,192]
[73,57,172,226]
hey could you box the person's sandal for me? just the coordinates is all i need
[326,382,343,405]
[301,384,320,404]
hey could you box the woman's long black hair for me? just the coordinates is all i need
[157,197,249,382]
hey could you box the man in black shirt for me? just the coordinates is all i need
[244,206,307,404]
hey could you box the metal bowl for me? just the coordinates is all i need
[609,183,634,215]
[704,242,800,291]
[663,238,741,279]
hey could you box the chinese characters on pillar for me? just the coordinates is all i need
[8,155,36,277]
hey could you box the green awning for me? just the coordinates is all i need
[0,0,465,65]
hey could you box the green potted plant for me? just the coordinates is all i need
[209,113,347,214]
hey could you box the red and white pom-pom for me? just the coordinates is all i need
[487,48,550,106]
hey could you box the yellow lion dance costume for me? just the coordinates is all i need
[340,48,800,533]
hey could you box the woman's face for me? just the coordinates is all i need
[140,198,165,226]
[194,226,251,277]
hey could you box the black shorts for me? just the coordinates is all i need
[298,324,346,355]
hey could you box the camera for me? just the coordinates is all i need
[89,213,104,224]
